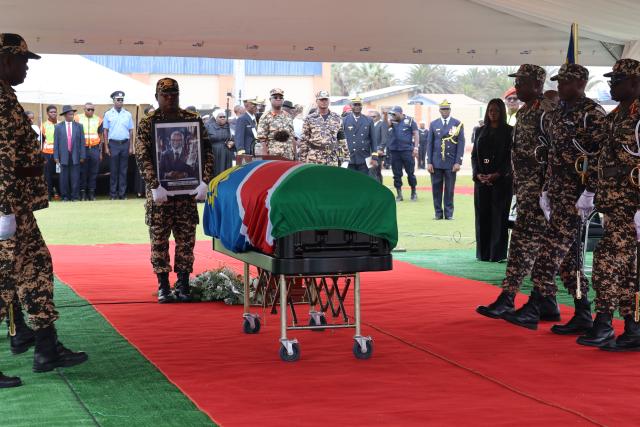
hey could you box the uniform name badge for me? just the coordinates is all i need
[153,120,203,196]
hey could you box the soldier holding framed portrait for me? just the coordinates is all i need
[135,78,214,303]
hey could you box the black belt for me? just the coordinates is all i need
[109,139,129,143]
[16,165,43,178]
[601,166,632,179]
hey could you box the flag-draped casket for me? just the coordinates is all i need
[203,161,398,255]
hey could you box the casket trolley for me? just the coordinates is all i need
[212,230,392,362]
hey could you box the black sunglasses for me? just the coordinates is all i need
[115,98,124,102]
[607,76,629,87]
[86,108,95,111]
[272,95,284,100]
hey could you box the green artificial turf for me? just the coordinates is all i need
[394,249,597,309]
[0,278,215,427]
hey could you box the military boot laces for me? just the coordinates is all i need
[576,312,615,347]
[476,290,515,319]
[502,290,542,330]
[157,272,175,303]
[174,272,192,303]
[600,315,640,352]
[551,296,593,335]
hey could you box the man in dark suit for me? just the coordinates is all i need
[343,96,377,175]
[235,97,258,155]
[158,130,195,185]
[426,100,465,219]
[367,109,386,183]
[417,122,428,169]
[53,105,86,201]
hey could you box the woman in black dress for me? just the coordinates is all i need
[205,110,235,178]
[471,98,513,262]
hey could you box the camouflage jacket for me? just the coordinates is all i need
[511,96,556,229]
[298,111,348,165]
[256,110,295,159]
[589,98,640,212]
[135,108,213,194]
[0,80,48,214]
[542,96,605,201]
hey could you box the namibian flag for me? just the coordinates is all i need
[203,161,398,254]
[566,23,578,64]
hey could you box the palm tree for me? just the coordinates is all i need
[350,63,396,93]
[331,63,357,96]
[404,64,457,93]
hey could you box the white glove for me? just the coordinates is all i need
[0,214,16,240]
[539,191,551,222]
[151,185,169,204]
[191,181,208,201]
[576,190,595,220]
[635,210,640,242]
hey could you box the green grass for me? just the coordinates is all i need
[0,278,215,426]
[36,176,478,251]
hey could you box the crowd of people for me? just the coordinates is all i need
[1,31,640,390]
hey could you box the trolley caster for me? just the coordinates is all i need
[279,339,300,362]
[308,311,327,331]
[353,336,373,360]
[242,314,261,334]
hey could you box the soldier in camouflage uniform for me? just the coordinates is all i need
[136,78,214,303]
[503,64,606,332]
[575,59,640,350]
[0,34,87,387]
[477,64,561,323]
[256,88,295,159]
[298,90,348,165]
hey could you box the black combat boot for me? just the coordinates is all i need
[157,272,175,303]
[395,188,403,202]
[576,312,615,347]
[531,287,561,321]
[600,315,640,352]
[80,189,86,201]
[33,325,88,373]
[88,190,96,201]
[0,371,21,388]
[410,187,418,201]
[6,306,35,354]
[551,296,593,335]
[476,290,515,319]
[174,271,192,303]
[502,290,542,330]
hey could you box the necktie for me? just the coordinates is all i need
[67,122,72,151]
[443,119,447,127]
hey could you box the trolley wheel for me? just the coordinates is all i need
[242,317,261,334]
[353,340,373,360]
[279,343,300,362]
[308,314,327,331]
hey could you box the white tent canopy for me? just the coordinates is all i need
[16,54,153,105]
[0,0,637,66]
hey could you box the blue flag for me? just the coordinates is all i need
[566,23,578,64]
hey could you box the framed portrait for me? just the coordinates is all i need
[153,120,203,195]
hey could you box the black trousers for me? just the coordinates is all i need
[390,150,417,189]
[418,142,427,169]
[43,153,57,198]
[430,168,456,219]
[109,139,130,197]
[80,146,101,192]
[59,163,81,201]
[474,180,512,261]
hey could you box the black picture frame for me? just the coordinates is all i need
[152,119,203,195]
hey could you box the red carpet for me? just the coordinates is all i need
[50,242,638,426]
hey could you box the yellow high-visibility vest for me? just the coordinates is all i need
[40,120,56,154]
[75,114,103,147]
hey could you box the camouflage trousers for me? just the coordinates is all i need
[145,196,198,274]
[530,197,588,298]
[0,208,58,330]
[592,208,638,317]
[501,200,546,295]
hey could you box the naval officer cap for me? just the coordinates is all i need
[110,90,125,99]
